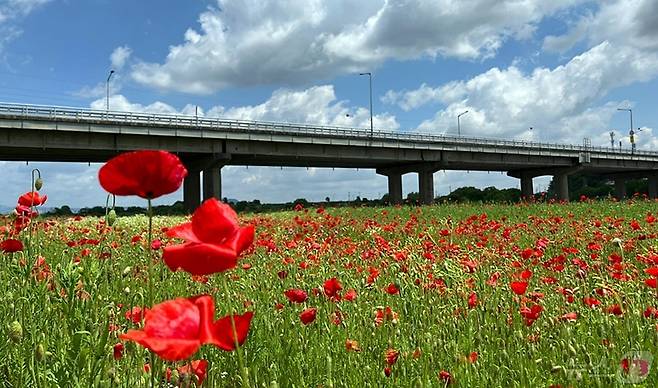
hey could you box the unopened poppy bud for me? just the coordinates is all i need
[270,381,280,388]
[122,266,132,276]
[35,343,46,361]
[34,178,43,191]
[107,368,115,379]
[170,369,180,385]
[107,209,117,226]
[9,321,22,343]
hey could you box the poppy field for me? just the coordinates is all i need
[2,151,658,387]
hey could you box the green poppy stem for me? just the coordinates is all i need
[222,276,250,387]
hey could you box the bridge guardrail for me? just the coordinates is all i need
[0,102,654,158]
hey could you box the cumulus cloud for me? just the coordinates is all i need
[110,46,132,70]
[543,0,658,53]
[382,42,658,145]
[130,0,583,93]
[91,84,399,130]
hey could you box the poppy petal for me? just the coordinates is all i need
[163,242,238,276]
[207,312,254,351]
[166,222,201,243]
[232,225,255,255]
[192,199,239,244]
[99,151,187,199]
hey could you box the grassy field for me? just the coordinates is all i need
[1,199,658,387]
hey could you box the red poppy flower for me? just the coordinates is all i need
[384,283,400,295]
[510,281,528,295]
[583,297,601,308]
[14,205,37,218]
[645,267,658,277]
[113,343,124,360]
[520,304,543,326]
[605,304,623,316]
[99,150,187,199]
[384,348,400,366]
[468,292,478,309]
[300,308,317,325]
[1,239,23,253]
[560,312,578,322]
[439,370,452,384]
[163,199,254,276]
[344,289,358,302]
[323,278,342,299]
[125,306,148,324]
[18,191,47,207]
[284,289,308,304]
[166,359,208,385]
[119,295,253,361]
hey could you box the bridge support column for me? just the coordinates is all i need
[554,173,569,201]
[418,170,434,205]
[386,173,403,205]
[203,166,222,201]
[648,174,658,200]
[520,173,533,200]
[614,178,626,200]
[184,171,201,213]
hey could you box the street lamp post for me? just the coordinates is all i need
[457,110,469,136]
[617,107,633,134]
[359,72,373,137]
[106,70,115,111]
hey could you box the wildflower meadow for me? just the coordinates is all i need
[1,150,657,387]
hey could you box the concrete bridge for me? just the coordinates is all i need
[1,102,657,210]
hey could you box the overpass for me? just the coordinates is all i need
[1,102,657,210]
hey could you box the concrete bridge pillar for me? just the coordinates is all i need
[386,173,403,205]
[520,173,534,200]
[554,173,569,201]
[614,178,626,200]
[203,166,222,201]
[648,174,658,199]
[184,171,201,212]
[418,170,434,205]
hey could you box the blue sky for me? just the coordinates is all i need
[1,0,658,208]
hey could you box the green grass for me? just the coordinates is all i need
[1,199,658,387]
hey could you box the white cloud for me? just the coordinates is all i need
[110,46,132,70]
[543,0,658,53]
[130,0,583,94]
[381,83,443,111]
[383,42,658,146]
[92,85,399,130]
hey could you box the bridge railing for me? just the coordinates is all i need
[0,102,655,157]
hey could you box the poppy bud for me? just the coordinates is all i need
[34,177,43,191]
[270,381,280,388]
[107,209,117,226]
[35,343,45,361]
[9,321,22,343]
